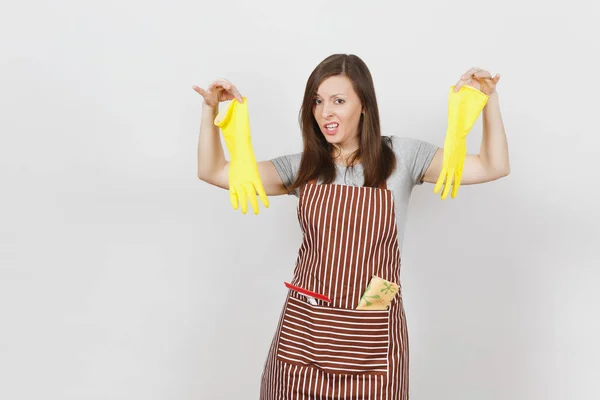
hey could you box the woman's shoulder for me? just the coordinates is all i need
[385,135,439,179]
[270,152,303,180]
[386,134,427,147]
[271,152,302,163]
[386,135,438,152]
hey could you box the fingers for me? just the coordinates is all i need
[242,183,269,215]
[487,73,501,87]
[209,79,244,103]
[230,87,244,103]
[461,67,482,80]
[192,85,222,109]
[228,181,270,215]
[454,79,470,92]
[229,186,239,210]
[441,168,455,200]
[454,67,478,92]
[472,69,492,79]
[192,85,214,104]
[243,183,260,215]
[255,180,270,209]
[455,67,489,92]
[452,158,466,199]
[236,184,248,214]
[454,78,479,92]
[472,70,492,89]
[209,79,231,91]
[434,168,464,200]
[451,171,462,198]
[192,85,205,95]
[197,78,248,105]
[434,166,448,194]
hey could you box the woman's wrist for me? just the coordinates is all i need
[202,102,218,113]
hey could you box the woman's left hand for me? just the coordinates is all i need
[454,67,500,95]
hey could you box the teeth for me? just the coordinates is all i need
[326,123,338,129]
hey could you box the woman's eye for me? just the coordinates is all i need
[313,99,344,105]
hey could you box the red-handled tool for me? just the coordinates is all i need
[284,282,332,303]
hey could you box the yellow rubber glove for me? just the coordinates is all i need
[214,97,269,214]
[434,85,489,199]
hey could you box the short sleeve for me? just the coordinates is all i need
[391,136,439,186]
[270,153,303,196]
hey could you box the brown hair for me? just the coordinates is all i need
[288,54,396,192]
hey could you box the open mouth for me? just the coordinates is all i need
[324,123,339,134]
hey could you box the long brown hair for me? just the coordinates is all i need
[288,54,396,192]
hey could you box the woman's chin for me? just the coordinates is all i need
[323,133,342,143]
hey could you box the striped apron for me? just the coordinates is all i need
[260,179,409,399]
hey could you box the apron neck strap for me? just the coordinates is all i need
[307,177,387,190]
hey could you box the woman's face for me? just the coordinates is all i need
[313,75,363,151]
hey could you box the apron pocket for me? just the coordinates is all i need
[276,295,389,376]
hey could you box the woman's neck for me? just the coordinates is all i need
[332,143,360,166]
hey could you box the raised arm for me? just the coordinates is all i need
[422,68,510,185]
[193,79,288,196]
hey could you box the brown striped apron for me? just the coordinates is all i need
[261,178,409,399]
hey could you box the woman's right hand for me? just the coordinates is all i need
[192,79,244,109]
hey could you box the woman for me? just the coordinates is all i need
[194,54,509,399]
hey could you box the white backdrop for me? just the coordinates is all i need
[1,0,599,399]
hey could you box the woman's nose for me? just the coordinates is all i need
[321,103,333,118]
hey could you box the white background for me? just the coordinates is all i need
[1,0,599,399]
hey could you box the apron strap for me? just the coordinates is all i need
[307,177,387,190]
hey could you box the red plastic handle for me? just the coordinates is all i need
[284,282,332,303]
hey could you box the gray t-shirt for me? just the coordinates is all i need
[270,135,439,251]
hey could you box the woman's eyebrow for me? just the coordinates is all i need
[314,93,345,98]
